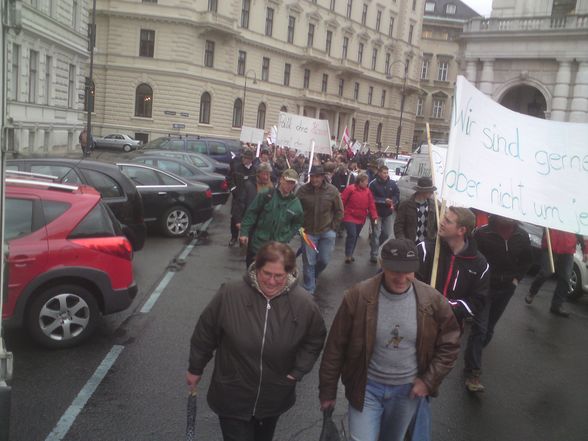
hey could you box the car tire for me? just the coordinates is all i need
[567,264,583,302]
[27,284,99,348]
[162,206,192,237]
[123,144,132,152]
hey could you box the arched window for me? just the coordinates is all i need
[376,122,383,145]
[199,92,211,124]
[135,83,153,117]
[233,98,243,127]
[280,105,288,112]
[84,78,95,113]
[363,120,370,142]
[257,102,266,129]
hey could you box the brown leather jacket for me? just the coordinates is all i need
[318,274,460,411]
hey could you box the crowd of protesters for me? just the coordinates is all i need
[186,139,587,441]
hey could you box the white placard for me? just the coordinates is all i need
[239,126,265,144]
[276,112,332,154]
[443,76,588,235]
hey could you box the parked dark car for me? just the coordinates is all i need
[117,163,213,237]
[140,135,241,163]
[3,177,137,348]
[130,155,230,205]
[7,158,147,251]
[136,149,230,176]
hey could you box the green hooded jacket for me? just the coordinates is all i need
[240,187,304,253]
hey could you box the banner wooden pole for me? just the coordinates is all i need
[544,227,556,274]
[307,141,315,183]
[426,122,443,289]
[256,142,261,158]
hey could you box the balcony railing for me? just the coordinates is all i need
[465,14,588,33]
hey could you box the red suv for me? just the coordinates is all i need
[3,178,138,348]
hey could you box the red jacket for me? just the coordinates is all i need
[341,184,378,225]
[541,229,577,254]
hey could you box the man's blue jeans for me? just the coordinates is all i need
[348,380,429,441]
[370,213,395,258]
[301,230,336,294]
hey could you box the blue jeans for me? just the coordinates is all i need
[530,251,574,309]
[344,221,364,257]
[370,213,395,258]
[348,380,429,441]
[301,230,336,294]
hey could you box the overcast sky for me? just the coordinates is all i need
[461,0,493,17]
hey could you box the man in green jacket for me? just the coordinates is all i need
[240,169,304,268]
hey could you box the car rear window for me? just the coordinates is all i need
[83,169,124,198]
[187,140,207,153]
[30,165,83,185]
[208,141,227,155]
[42,201,70,225]
[5,199,34,240]
[69,203,117,238]
[121,166,160,185]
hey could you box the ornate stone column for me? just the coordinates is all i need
[551,59,573,121]
[569,59,588,123]
[479,59,495,96]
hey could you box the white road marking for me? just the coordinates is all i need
[45,345,124,441]
[140,271,175,314]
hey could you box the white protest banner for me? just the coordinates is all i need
[276,112,332,154]
[444,75,588,235]
[239,126,265,144]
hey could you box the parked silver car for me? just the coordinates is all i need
[93,134,141,152]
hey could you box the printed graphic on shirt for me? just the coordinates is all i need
[386,324,404,348]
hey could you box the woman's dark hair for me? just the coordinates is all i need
[255,242,296,273]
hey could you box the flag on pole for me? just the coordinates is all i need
[299,227,319,253]
[341,127,351,147]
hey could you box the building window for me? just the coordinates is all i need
[385,53,391,74]
[421,59,429,79]
[326,30,333,56]
[346,0,353,18]
[412,0,417,11]
[342,37,349,59]
[135,83,153,117]
[237,51,246,75]
[287,16,295,44]
[446,3,457,14]
[307,23,315,47]
[388,16,394,37]
[257,103,266,129]
[432,99,444,118]
[330,0,336,11]
[416,97,424,116]
[361,4,368,25]
[208,0,217,12]
[200,92,211,124]
[28,50,38,103]
[322,74,328,93]
[351,118,356,138]
[233,98,243,127]
[368,86,373,105]
[408,24,414,44]
[303,69,310,89]
[354,82,359,100]
[262,57,270,81]
[72,0,78,29]
[338,78,344,97]
[371,48,377,70]
[11,44,20,101]
[380,90,386,107]
[284,63,291,86]
[265,7,274,36]
[438,61,448,81]
[44,55,51,105]
[376,123,383,145]
[84,78,95,112]
[204,40,215,67]
[363,120,369,142]
[425,1,435,12]
[376,10,382,31]
[140,29,155,57]
[358,43,364,64]
[67,64,75,108]
[241,0,250,28]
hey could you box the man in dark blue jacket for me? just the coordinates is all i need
[368,165,400,263]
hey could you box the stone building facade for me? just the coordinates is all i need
[92,0,425,152]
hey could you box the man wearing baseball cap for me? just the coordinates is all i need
[319,238,460,441]
[240,169,304,268]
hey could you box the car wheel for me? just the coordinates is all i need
[123,144,132,152]
[162,206,192,237]
[27,284,99,348]
[567,264,583,302]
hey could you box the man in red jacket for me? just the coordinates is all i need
[525,229,585,317]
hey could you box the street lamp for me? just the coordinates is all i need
[386,60,408,156]
[242,69,257,127]
[85,0,97,155]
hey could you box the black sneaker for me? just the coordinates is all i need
[228,238,237,247]
[550,306,570,318]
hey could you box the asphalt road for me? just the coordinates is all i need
[6,203,588,441]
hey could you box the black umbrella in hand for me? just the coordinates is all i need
[185,391,197,441]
